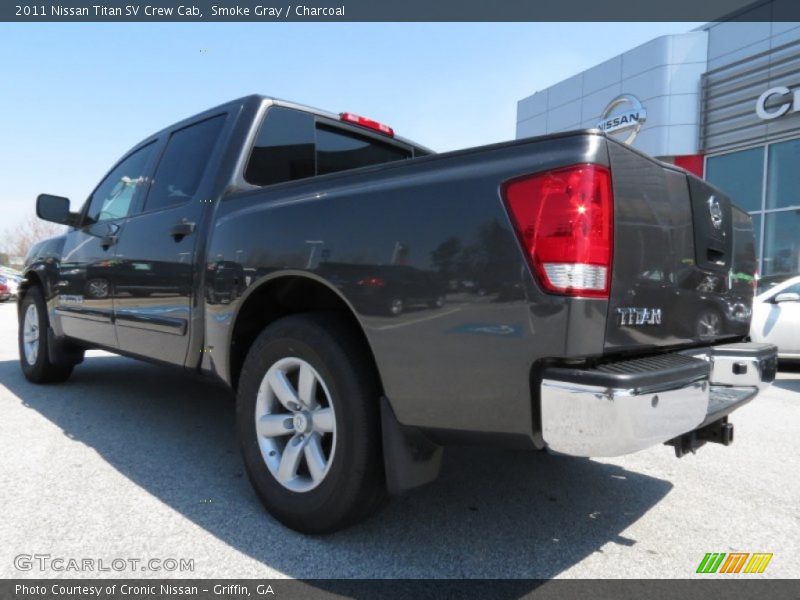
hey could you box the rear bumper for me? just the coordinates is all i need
[540,342,777,457]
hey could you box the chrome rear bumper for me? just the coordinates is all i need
[540,342,777,457]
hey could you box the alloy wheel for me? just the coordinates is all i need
[22,303,39,365]
[254,357,337,492]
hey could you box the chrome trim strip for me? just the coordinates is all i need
[114,312,187,335]
[54,306,112,323]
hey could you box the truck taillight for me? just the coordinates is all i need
[339,112,394,137]
[502,164,613,298]
[357,277,385,287]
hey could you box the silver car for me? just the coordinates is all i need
[750,275,800,360]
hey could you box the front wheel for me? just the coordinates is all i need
[18,287,73,383]
[237,312,385,533]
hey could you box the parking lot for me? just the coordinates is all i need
[0,298,798,580]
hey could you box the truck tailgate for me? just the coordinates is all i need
[604,140,757,352]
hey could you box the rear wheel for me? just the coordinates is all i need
[237,312,385,533]
[18,287,73,383]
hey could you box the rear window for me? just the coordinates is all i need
[245,106,413,186]
[316,124,410,176]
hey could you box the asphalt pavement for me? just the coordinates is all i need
[0,299,798,580]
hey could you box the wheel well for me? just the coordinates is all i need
[17,271,42,306]
[229,276,383,392]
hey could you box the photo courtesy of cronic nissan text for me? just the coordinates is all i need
[1,1,799,599]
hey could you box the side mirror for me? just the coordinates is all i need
[774,292,800,304]
[36,194,76,226]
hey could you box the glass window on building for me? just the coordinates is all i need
[766,138,800,210]
[751,213,761,264]
[705,147,764,213]
[762,209,800,279]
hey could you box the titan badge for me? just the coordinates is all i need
[617,307,662,326]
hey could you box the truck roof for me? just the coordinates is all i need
[150,94,434,155]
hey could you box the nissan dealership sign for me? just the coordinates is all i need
[597,94,647,145]
[755,86,800,120]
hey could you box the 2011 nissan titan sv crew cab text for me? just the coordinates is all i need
[20,95,777,533]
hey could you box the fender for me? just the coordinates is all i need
[20,234,67,302]
[223,268,370,379]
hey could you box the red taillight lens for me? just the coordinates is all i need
[502,164,613,298]
[339,112,395,137]
[357,277,385,287]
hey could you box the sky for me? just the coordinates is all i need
[0,22,703,242]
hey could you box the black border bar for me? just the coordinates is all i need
[4,579,800,600]
[4,0,800,22]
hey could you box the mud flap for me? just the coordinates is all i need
[47,326,84,366]
[380,396,443,494]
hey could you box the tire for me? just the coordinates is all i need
[237,312,386,533]
[18,287,74,384]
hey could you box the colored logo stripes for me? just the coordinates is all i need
[697,552,773,574]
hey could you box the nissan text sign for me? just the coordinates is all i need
[755,86,800,120]
[597,94,647,145]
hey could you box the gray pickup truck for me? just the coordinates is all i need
[21,95,777,532]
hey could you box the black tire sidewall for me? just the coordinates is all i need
[18,287,73,383]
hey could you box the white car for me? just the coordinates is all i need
[750,275,800,360]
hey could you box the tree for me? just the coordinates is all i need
[2,216,65,261]
[430,236,462,279]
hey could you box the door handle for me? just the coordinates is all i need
[100,235,118,250]
[169,221,196,241]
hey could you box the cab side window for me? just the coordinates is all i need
[85,143,156,224]
[245,107,315,186]
[144,115,226,212]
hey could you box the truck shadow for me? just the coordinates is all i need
[0,355,673,581]
[772,365,800,393]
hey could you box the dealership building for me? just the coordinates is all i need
[516,3,800,284]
